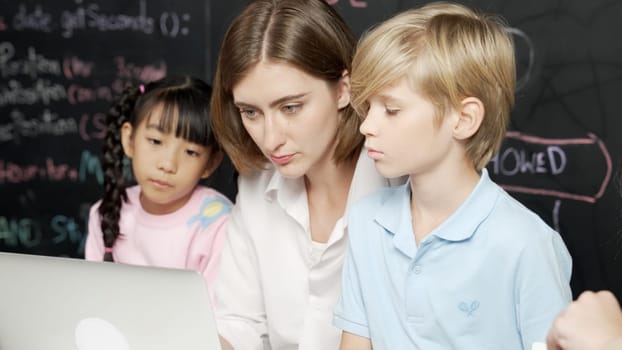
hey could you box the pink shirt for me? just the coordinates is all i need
[85,185,231,302]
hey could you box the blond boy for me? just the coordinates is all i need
[334,2,572,349]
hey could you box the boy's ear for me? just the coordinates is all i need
[336,69,351,110]
[453,97,484,140]
[201,149,224,179]
[120,122,135,158]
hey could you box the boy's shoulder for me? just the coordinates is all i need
[492,188,547,226]
[352,184,406,213]
[485,182,559,243]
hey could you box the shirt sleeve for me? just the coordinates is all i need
[516,229,573,346]
[84,202,104,261]
[214,200,267,350]
[333,209,371,339]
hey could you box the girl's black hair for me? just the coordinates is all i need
[98,76,216,262]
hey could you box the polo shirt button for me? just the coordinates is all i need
[413,265,422,274]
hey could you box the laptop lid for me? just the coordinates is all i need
[0,252,222,350]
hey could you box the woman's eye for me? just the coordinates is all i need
[282,104,301,114]
[147,138,161,145]
[239,108,258,119]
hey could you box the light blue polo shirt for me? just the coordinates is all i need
[334,170,572,350]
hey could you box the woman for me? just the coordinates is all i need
[210,0,400,349]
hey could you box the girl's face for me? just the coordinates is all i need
[121,106,219,215]
[232,60,350,179]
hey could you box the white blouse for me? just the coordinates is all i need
[215,151,400,350]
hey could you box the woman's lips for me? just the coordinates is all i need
[270,153,295,165]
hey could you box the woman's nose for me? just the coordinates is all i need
[263,114,286,152]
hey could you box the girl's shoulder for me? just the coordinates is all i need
[185,186,233,229]
[192,185,233,205]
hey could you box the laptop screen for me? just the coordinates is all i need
[0,252,222,350]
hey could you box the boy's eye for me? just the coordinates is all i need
[385,107,400,116]
[147,138,161,145]
[282,104,301,114]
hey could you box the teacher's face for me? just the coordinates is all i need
[232,60,350,178]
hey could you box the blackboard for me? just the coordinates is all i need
[2,0,622,302]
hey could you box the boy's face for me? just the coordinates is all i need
[359,78,458,179]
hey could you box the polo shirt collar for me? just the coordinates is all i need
[374,169,499,256]
[374,182,415,258]
[433,169,499,241]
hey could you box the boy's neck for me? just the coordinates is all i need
[409,160,481,245]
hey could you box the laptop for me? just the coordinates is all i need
[0,252,222,350]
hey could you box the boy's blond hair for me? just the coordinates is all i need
[351,2,515,170]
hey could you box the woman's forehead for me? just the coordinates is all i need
[233,60,330,106]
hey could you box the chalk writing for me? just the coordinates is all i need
[0,158,78,184]
[0,149,109,185]
[0,42,62,79]
[66,82,113,104]
[12,4,53,33]
[79,150,134,185]
[0,216,42,248]
[552,200,561,232]
[79,112,107,141]
[0,108,79,144]
[60,0,154,38]
[78,149,103,185]
[51,214,84,246]
[488,132,612,203]
[0,79,66,106]
[160,11,191,38]
[63,56,94,79]
[0,214,86,254]
[114,56,166,82]
[489,145,566,176]
[507,27,535,92]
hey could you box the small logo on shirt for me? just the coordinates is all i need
[458,300,480,317]
[187,197,231,229]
